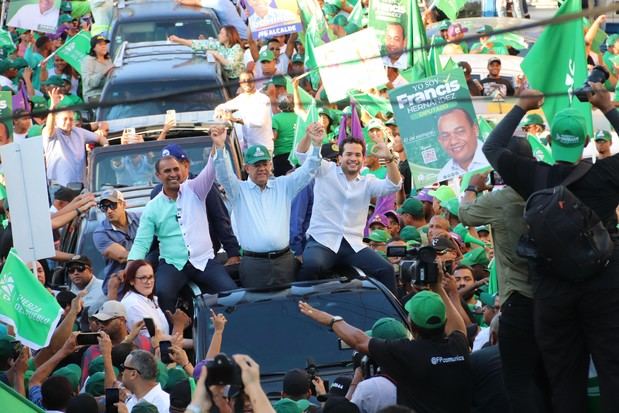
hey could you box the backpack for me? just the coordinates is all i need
[522,161,613,281]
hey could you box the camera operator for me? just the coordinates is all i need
[299,266,472,412]
[347,318,409,413]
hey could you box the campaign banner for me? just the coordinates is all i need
[6,0,61,34]
[56,30,92,73]
[246,0,302,40]
[389,69,489,187]
[368,0,409,69]
[314,28,388,103]
[0,91,13,139]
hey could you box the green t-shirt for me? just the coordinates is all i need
[470,42,509,55]
[361,166,387,179]
[27,124,43,137]
[272,112,298,156]
[604,51,616,76]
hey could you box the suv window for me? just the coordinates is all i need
[93,139,215,191]
[202,286,405,374]
[112,18,218,50]
[98,81,225,121]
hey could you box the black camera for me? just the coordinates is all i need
[574,65,610,102]
[205,353,243,387]
[387,246,438,285]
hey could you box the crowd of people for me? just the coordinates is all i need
[0,0,618,412]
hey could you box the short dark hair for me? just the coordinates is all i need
[507,136,533,159]
[35,36,50,50]
[112,342,134,370]
[338,138,365,157]
[155,155,179,173]
[454,264,474,275]
[41,376,73,410]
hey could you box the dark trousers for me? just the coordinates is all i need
[498,293,551,413]
[273,153,293,177]
[239,251,296,288]
[534,287,619,413]
[156,259,237,312]
[298,237,396,293]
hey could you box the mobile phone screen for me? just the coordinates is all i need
[105,388,119,413]
[159,340,172,364]
[76,333,99,346]
[143,318,156,337]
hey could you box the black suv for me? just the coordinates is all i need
[192,278,410,398]
[109,0,221,57]
[96,41,229,121]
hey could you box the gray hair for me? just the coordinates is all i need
[129,350,157,380]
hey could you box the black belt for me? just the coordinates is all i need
[243,247,290,259]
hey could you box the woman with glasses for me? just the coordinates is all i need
[120,260,169,337]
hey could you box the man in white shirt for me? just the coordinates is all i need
[296,137,401,293]
[381,22,409,70]
[67,255,106,311]
[122,350,170,413]
[8,0,59,32]
[435,108,490,182]
[12,109,32,143]
[214,71,274,152]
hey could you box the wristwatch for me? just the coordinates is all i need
[465,185,479,194]
[329,316,344,331]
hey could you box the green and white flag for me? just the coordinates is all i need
[528,134,555,164]
[521,0,592,135]
[56,30,91,74]
[0,29,16,53]
[406,0,432,78]
[0,381,44,412]
[0,249,62,349]
[434,0,466,22]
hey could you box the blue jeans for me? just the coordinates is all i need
[156,259,237,312]
[298,237,396,294]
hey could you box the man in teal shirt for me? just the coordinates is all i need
[128,140,237,311]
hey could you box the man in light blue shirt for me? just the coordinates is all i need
[128,150,237,311]
[212,123,323,288]
[296,137,401,293]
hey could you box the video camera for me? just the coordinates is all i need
[386,245,439,285]
[205,353,245,413]
[574,65,610,102]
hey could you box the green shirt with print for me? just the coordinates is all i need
[272,112,298,156]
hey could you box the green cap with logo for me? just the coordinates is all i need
[85,371,105,396]
[244,145,271,164]
[405,290,446,329]
[132,402,159,413]
[30,96,48,112]
[594,129,612,142]
[364,229,390,244]
[479,292,497,307]
[365,317,409,340]
[607,33,619,48]
[459,247,490,267]
[291,53,304,64]
[399,225,421,244]
[550,108,587,163]
[274,397,312,413]
[477,24,493,35]
[453,223,486,247]
[366,118,384,131]
[43,75,68,86]
[438,20,451,31]
[60,1,72,12]
[258,49,275,62]
[397,198,424,217]
[521,113,545,128]
[428,185,456,203]
[58,14,74,25]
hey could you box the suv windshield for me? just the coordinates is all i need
[98,81,225,121]
[204,285,404,374]
[113,18,218,50]
[93,139,213,191]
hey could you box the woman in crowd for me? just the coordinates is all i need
[81,35,113,103]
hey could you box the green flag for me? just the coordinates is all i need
[488,258,498,296]
[434,0,466,21]
[348,90,393,118]
[289,103,319,166]
[528,134,555,164]
[348,0,365,28]
[0,250,62,350]
[521,0,592,136]
[297,0,334,43]
[56,30,92,74]
[406,0,431,76]
[477,116,495,141]
[303,31,322,90]
[0,381,44,413]
[0,29,16,53]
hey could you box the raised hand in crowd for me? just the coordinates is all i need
[232,354,276,413]
[210,125,227,149]
[516,88,544,112]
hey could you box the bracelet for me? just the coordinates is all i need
[465,185,479,194]
[182,362,191,369]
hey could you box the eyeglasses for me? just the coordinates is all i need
[67,264,87,273]
[135,275,154,282]
[98,202,118,212]
[268,47,278,51]
[120,364,141,375]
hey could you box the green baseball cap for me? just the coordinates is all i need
[274,398,312,413]
[594,129,612,142]
[244,145,271,164]
[291,53,304,64]
[477,25,493,35]
[399,225,421,244]
[367,118,384,131]
[427,185,456,202]
[52,363,81,391]
[164,366,189,392]
[322,3,340,16]
[132,402,159,413]
[43,75,68,87]
[57,94,83,110]
[607,33,619,47]
[440,198,460,216]
[330,14,348,27]
[258,49,275,62]
[460,247,490,267]
[156,360,169,389]
[438,20,451,31]
[11,58,28,70]
[521,113,545,128]
[88,355,105,376]
[364,229,390,244]
[405,290,446,329]
[550,108,587,163]
[0,60,12,73]
[30,96,48,112]
[453,223,486,247]
[343,23,360,35]
[476,225,489,233]
[85,371,105,396]
[60,1,72,12]
[58,14,74,25]
[365,317,409,340]
[479,292,497,307]
[397,198,424,217]
[271,75,286,87]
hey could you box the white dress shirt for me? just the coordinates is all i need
[214,145,321,252]
[302,160,400,253]
[436,142,490,182]
[125,383,170,413]
[217,91,274,151]
[121,291,170,337]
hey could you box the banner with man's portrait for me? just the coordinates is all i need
[6,0,60,33]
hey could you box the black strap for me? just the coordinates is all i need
[561,161,593,187]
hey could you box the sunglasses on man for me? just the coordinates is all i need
[98,202,118,212]
[67,264,88,273]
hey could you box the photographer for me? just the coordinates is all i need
[482,84,619,411]
[299,266,472,412]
